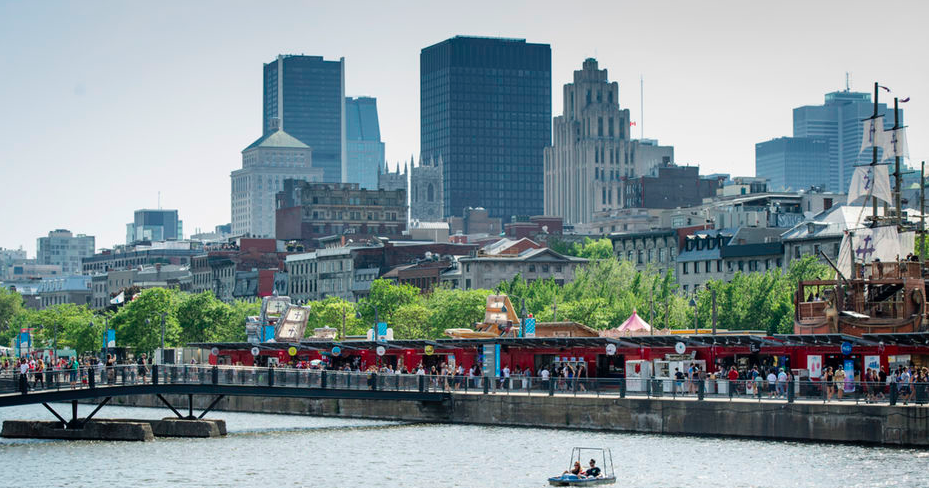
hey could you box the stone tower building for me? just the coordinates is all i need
[377,160,408,193]
[410,154,444,221]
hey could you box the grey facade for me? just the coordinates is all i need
[127,209,182,244]
[544,59,673,225]
[263,55,346,183]
[410,154,444,222]
[755,137,830,192]
[231,127,323,238]
[36,229,95,276]
[792,90,900,191]
[345,97,385,190]
[446,247,586,291]
[610,229,678,276]
[676,228,784,293]
[421,36,551,220]
[32,275,91,310]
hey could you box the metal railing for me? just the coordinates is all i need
[3,366,928,406]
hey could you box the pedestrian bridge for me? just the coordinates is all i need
[0,365,449,428]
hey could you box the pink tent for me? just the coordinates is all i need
[601,309,653,337]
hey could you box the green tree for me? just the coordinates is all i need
[424,286,493,337]
[307,296,360,339]
[359,279,419,325]
[576,238,614,260]
[392,303,433,339]
[109,288,181,353]
[175,291,233,344]
[220,299,258,342]
[0,287,25,345]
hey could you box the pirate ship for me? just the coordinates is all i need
[794,82,927,336]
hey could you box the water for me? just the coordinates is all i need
[1,404,927,488]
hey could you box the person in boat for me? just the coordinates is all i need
[583,459,602,478]
[562,461,583,477]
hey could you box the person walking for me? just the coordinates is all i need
[834,367,846,401]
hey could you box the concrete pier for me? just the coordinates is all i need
[1,418,226,441]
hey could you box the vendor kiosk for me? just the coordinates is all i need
[624,360,652,392]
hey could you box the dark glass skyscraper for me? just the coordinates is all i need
[421,36,551,219]
[263,55,345,183]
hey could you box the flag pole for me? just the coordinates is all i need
[893,97,902,227]
[921,161,926,261]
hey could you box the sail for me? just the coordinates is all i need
[860,116,885,152]
[837,226,904,279]
[881,127,909,160]
[847,165,892,205]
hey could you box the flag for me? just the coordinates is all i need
[110,291,125,305]
[847,164,892,205]
[881,127,909,160]
[859,116,884,152]
[900,97,910,103]
[630,121,637,126]
[879,85,891,92]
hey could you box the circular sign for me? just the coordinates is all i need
[424,345,435,356]
[250,346,259,356]
[332,346,342,356]
[288,346,298,356]
[674,342,686,354]
[841,341,852,355]
[605,343,617,356]
[376,346,386,356]
[210,347,219,356]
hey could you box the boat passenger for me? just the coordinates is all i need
[562,461,582,477]
[583,459,601,478]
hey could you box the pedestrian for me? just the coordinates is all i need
[727,366,739,395]
[138,353,149,384]
[19,358,29,394]
[834,367,846,400]
[776,368,788,398]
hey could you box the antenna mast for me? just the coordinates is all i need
[640,75,644,139]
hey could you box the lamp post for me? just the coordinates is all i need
[160,312,166,365]
[690,296,698,334]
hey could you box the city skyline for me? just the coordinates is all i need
[1,0,927,255]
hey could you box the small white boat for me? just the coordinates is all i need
[548,447,616,486]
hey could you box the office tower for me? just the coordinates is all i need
[263,55,345,183]
[231,121,323,238]
[421,36,551,220]
[755,137,830,192]
[759,89,901,192]
[544,59,673,225]
[345,97,385,189]
[36,229,95,275]
[126,209,183,244]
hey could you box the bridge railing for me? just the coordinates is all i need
[4,366,928,406]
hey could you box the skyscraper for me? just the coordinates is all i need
[755,137,830,192]
[345,97,385,189]
[544,59,673,225]
[126,209,183,244]
[421,36,551,220]
[36,229,95,275]
[757,89,901,193]
[263,55,345,183]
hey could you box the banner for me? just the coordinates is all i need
[864,355,881,372]
[847,165,892,205]
[843,359,856,393]
[807,355,822,378]
[860,116,884,152]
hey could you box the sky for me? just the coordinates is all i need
[1,0,927,257]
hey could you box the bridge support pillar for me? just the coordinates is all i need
[188,394,194,419]
[152,365,159,385]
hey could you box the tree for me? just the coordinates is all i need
[359,279,419,325]
[392,303,433,339]
[424,286,493,337]
[175,291,233,344]
[307,297,360,339]
[109,288,182,353]
[0,287,25,345]
[576,238,614,260]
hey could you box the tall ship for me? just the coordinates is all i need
[794,82,926,336]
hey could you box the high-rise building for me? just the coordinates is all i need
[36,229,95,275]
[263,55,345,183]
[126,209,183,244]
[758,89,900,192]
[345,97,385,189]
[231,123,324,238]
[421,36,551,220]
[544,59,674,225]
[755,137,830,192]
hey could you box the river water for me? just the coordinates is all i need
[0,403,927,488]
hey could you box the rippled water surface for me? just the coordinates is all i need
[1,403,928,487]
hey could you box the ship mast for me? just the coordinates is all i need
[871,82,879,223]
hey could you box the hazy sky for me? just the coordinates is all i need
[1,0,926,256]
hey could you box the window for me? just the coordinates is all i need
[529,265,536,273]
[705,261,711,273]
[682,262,689,274]
[694,262,699,274]
[716,260,722,272]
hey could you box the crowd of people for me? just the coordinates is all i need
[1,352,154,394]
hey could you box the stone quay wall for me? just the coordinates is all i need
[105,393,929,447]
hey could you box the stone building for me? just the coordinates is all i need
[377,161,407,192]
[410,154,444,221]
[610,229,679,275]
[231,123,324,238]
[544,58,673,226]
[32,276,91,310]
[675,228,784,294]
[445,244,587,290]
[275,181,407,248]
[36,229,95,276]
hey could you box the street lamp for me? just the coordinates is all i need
[689,296,698,333]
